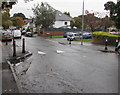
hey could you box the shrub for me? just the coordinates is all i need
[92,32,120,39]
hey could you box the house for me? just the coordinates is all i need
[53,10,72,28]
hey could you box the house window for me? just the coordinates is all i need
[65,22,67,25]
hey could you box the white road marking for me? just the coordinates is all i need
[56,50,64,54]
[38,51,46,55]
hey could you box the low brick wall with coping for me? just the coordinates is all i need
[92,37,117,46]
[38,28,91,37]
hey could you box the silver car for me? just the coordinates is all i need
[67,33,80,41]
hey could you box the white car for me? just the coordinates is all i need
[67,33,80,41]
[12,29,22,39]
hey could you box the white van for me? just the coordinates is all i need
[12,29,21,39]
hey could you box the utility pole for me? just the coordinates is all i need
[81,0,84,45]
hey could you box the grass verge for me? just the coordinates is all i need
[51,35,64,38]
[75,39,92,42]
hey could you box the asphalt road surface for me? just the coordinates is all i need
[13,36,118,93]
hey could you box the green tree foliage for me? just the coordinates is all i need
[64,12,70,17]
[71,16,82,29]
[104,1,120,29]
[32,2,56,29]
[2,8,12,29]
[11,17,24,28]
[13,13,26,19]
[1,2,16,9]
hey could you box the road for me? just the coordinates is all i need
[14,36,118,93]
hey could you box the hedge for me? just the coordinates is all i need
[92,32,120,39]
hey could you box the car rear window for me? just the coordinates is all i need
[2,32,11,35]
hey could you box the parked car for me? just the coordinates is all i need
[77,32,82,36]
[63,32,73,38]
[21,29,26,35]
[0,30,13,41]
[116,41,120,53]
[12,29,22,39]
[25,32,33,37]
[67,33,80,41]
[82,32,92,39]
[59,26,71,29]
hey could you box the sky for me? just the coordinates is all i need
[10,0,117,18]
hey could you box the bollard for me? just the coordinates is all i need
[5,37,8,45]
[13,40,16,57]
[22,38,25,53]
[105,39,108,51]
[115,39,118,51]
[69,39,72,44]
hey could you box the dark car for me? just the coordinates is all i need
[25,32,33,37]
[63,32,73,38]
[1,31,13,41]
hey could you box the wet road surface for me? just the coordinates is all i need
[14,36,118,93]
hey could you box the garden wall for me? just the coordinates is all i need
[38,28,91,37]
[92,37,117,46]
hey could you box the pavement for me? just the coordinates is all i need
[1,39,32,94]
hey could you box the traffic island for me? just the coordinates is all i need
[99,50,119,54]
[8,51,32,65]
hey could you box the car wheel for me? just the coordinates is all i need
[19,36,21,39]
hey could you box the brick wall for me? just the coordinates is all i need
[92,37,117,46]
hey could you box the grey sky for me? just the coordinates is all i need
[10,0,117,18]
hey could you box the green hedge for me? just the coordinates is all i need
[92,32,120,39]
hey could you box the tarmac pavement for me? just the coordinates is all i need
[1,39,32,94]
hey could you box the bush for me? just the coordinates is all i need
[92,32,120,39]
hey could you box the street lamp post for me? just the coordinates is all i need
[81,0,84,45]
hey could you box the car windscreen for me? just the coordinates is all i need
[68,34,73,37]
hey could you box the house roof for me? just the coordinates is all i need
[55,10,72,21]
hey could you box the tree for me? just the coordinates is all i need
[32,2,56,29]
[13,13,26,19]
[104,1,120,29]
[84,13,101,32]
[64,12,70,17]
[71,16,82,29]
[11,17,24,28]
[2,8,12,29]
[100,16,115,31]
